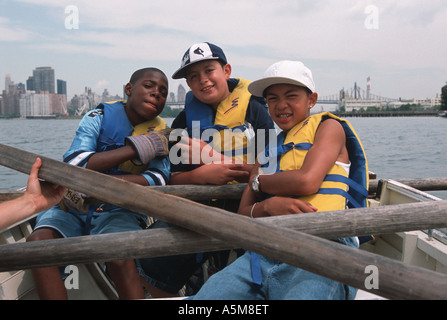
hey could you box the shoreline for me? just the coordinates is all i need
[0,111,443,120]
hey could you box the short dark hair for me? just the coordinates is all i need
[129,68,167,84]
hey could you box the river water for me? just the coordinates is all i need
[1,116,446,199]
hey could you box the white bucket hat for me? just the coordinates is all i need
[248,60,315,97]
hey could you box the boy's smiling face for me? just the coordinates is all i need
[185,60,231,110]
[125,70,168,125]
[264,84,318,133]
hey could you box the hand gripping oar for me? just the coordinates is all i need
[0,143,446,300]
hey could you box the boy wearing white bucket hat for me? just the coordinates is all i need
[190,60,369,300]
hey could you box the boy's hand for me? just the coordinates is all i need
[262,197,318,216]
[178,137,230,165]
[193,163,250,185]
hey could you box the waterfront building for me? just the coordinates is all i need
[57,79,67,95]
[32,67,55,94]
[19,91,50,117]
[177,84,186,103]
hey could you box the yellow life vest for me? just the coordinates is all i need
[185,78,254,164]
[262,112,369,212]
[212,78,252,163]
[118,116,167,174]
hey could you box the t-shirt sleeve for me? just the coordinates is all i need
[141,156,171,186]
[63,109,103,167]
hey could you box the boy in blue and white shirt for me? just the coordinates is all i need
[27,67,170,300]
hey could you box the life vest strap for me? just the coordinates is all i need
[213,124,246,132]
[324,174,369,198]
[276,142,313,156]
[250,252,262,286]
[319,174,368,209]
[317,188,362,209]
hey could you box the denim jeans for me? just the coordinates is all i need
[189,237,359,300]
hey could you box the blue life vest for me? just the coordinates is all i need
[97,101,167,175]
[97,101,134,154]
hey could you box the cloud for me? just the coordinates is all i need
[4,0,447,99]
[17,1,445,68]
[0,17,33,41]
[93,80,110,92]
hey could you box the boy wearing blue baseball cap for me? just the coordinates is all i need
[137,42,275,298]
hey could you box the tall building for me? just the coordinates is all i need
[1,71,67,117]
[5,74,12,93]
[2,75,25,116]
[26,76,35,91]
[177,84,186,103]
[19,92,50,117]
[442,84,447,110]
[57,79,67,95]
[32,67,55,93]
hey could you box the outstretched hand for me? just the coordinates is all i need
[0,158,67,230]
[24,157,66,213]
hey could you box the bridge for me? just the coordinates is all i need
[165,82,401,107]
[333,110,439,117]
[166,101,185,107]
[318,82,399,105]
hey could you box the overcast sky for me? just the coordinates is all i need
[0,0,445,101]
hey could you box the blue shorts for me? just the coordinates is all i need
[34,205,148,238]
[189,237,359,300]
[136,220,210,294]
[136,199,242,294]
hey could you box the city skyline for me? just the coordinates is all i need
[3,68,187,102]
[0,1,445,102]
[1,66,189,117]
[1,65,441,106]
[2,67,68,117]
[2,63,441,118]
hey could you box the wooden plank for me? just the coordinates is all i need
[369,178,447,195]
[3,177,447,202]
[1,143,447,300]
[1,199,447,269]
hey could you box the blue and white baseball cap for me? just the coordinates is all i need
[172,42,228,79]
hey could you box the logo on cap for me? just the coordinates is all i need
[194,47,205,57]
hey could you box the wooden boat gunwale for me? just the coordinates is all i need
[0,144,446,300]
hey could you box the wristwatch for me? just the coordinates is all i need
[251,174,261,193]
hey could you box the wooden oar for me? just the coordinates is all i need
[369,178,447,194]
[3,178,447,202]
[1,143,446,300]
[1,199,447,269]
